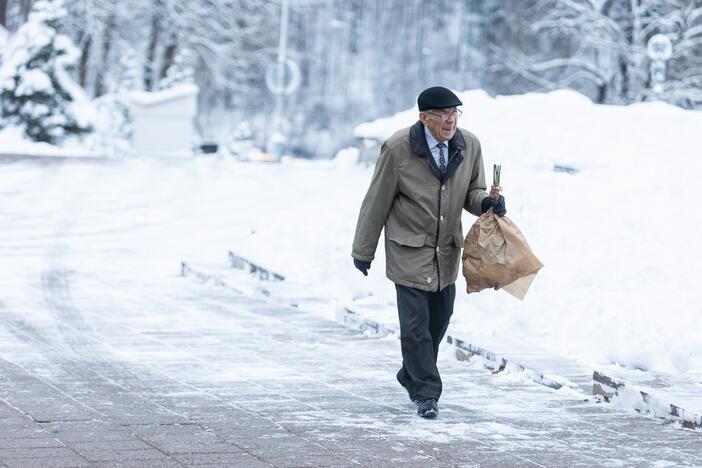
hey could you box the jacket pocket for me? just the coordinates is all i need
[385,233,434,284]
[388,233,427,248]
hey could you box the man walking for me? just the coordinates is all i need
[351,86,506,418]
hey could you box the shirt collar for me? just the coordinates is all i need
[423,126,444,149]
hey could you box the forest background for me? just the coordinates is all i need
[1,0,701,157]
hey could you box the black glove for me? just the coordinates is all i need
[481,195,507,217]
[353,258,371,276]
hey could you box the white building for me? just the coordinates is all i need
[126,84,199,158]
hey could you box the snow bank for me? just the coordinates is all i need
[332,146,360,168]
[126,84,199,107]
[0,125,97,157]
[351,89,702,375]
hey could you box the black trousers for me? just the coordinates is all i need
[395,283,455,402]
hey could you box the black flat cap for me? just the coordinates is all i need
[417,86,463,111]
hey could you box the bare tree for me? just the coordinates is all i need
[143,11,161,91]
[94,13,114,96]
[19,0,30,21]
[1,0,8,27]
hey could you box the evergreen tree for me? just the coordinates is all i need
[0,0,92,144]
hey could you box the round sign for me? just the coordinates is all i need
[647,34,673,61]
[265,59,301,95]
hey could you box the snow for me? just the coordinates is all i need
[0,125,97,157]
[349,89,702,376]
[1,88,700,381]
[0,1,95,145]
[0,21,52,83]
[53,34,96,130]
[332,146,360,168]
[125,84,199,158]
[126,84,200,107]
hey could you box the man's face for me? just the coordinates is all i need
[419,107,459,142]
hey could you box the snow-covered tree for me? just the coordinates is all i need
[486,0,702,108]
[4,0,699,155]
[0,0,93,144]
[484,0,637,104]
[648,0,702,108]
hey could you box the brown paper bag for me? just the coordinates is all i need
[462,211,543,300]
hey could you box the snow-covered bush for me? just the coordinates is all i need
[159,49,195,91]
[88,93,132,157]
[0,0,94,144]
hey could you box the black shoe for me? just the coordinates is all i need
[416,399,438,418]
[396,372,416,404]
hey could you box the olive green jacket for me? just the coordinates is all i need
[352,120,489,292]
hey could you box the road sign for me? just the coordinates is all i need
[265,59,301,95]
[647,34,673,61]
[647,34,673,95]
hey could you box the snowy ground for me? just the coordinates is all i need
[0,126,98,157]
[1,90,700,387]
[0,151,700,466]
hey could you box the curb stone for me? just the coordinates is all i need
[180,262,235,290]
[343,306,702,430]
[593,371,701,429]
[445,335,572,391]
[228,251,285,281]
[336,307,395,338]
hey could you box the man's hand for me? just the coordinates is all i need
[481,195,507,217]
[353,258,371,276]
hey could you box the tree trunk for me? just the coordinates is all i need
[629,0,642,102]
[79,36,91,89]
[144,14,161,91]
[620,58,629,101]
[159,38,177,83]
[0,0,8,27]
[597,83,607,103]
[94,16,114,97]
[20,0,32,22]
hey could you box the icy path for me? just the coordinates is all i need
[0,158,699,467]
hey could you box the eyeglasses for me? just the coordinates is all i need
[426,108,462,120]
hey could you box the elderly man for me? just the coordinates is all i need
[351,86,506,418]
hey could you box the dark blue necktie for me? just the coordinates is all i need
[437,143,446,174]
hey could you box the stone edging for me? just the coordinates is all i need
[342,306,701,430]
[592,371,701,430]
[445,334,569,391]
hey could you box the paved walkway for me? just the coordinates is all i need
[0,159,699,467]
[0,265,700,467]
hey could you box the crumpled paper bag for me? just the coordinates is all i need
[462,210,543,300]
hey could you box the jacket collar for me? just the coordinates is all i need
[409,120,466,183]
[409,120,433,159]
[409,120,466,158]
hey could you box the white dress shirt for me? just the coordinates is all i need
[424,126,447,169]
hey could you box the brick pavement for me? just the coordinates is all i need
[0,269,700,467]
